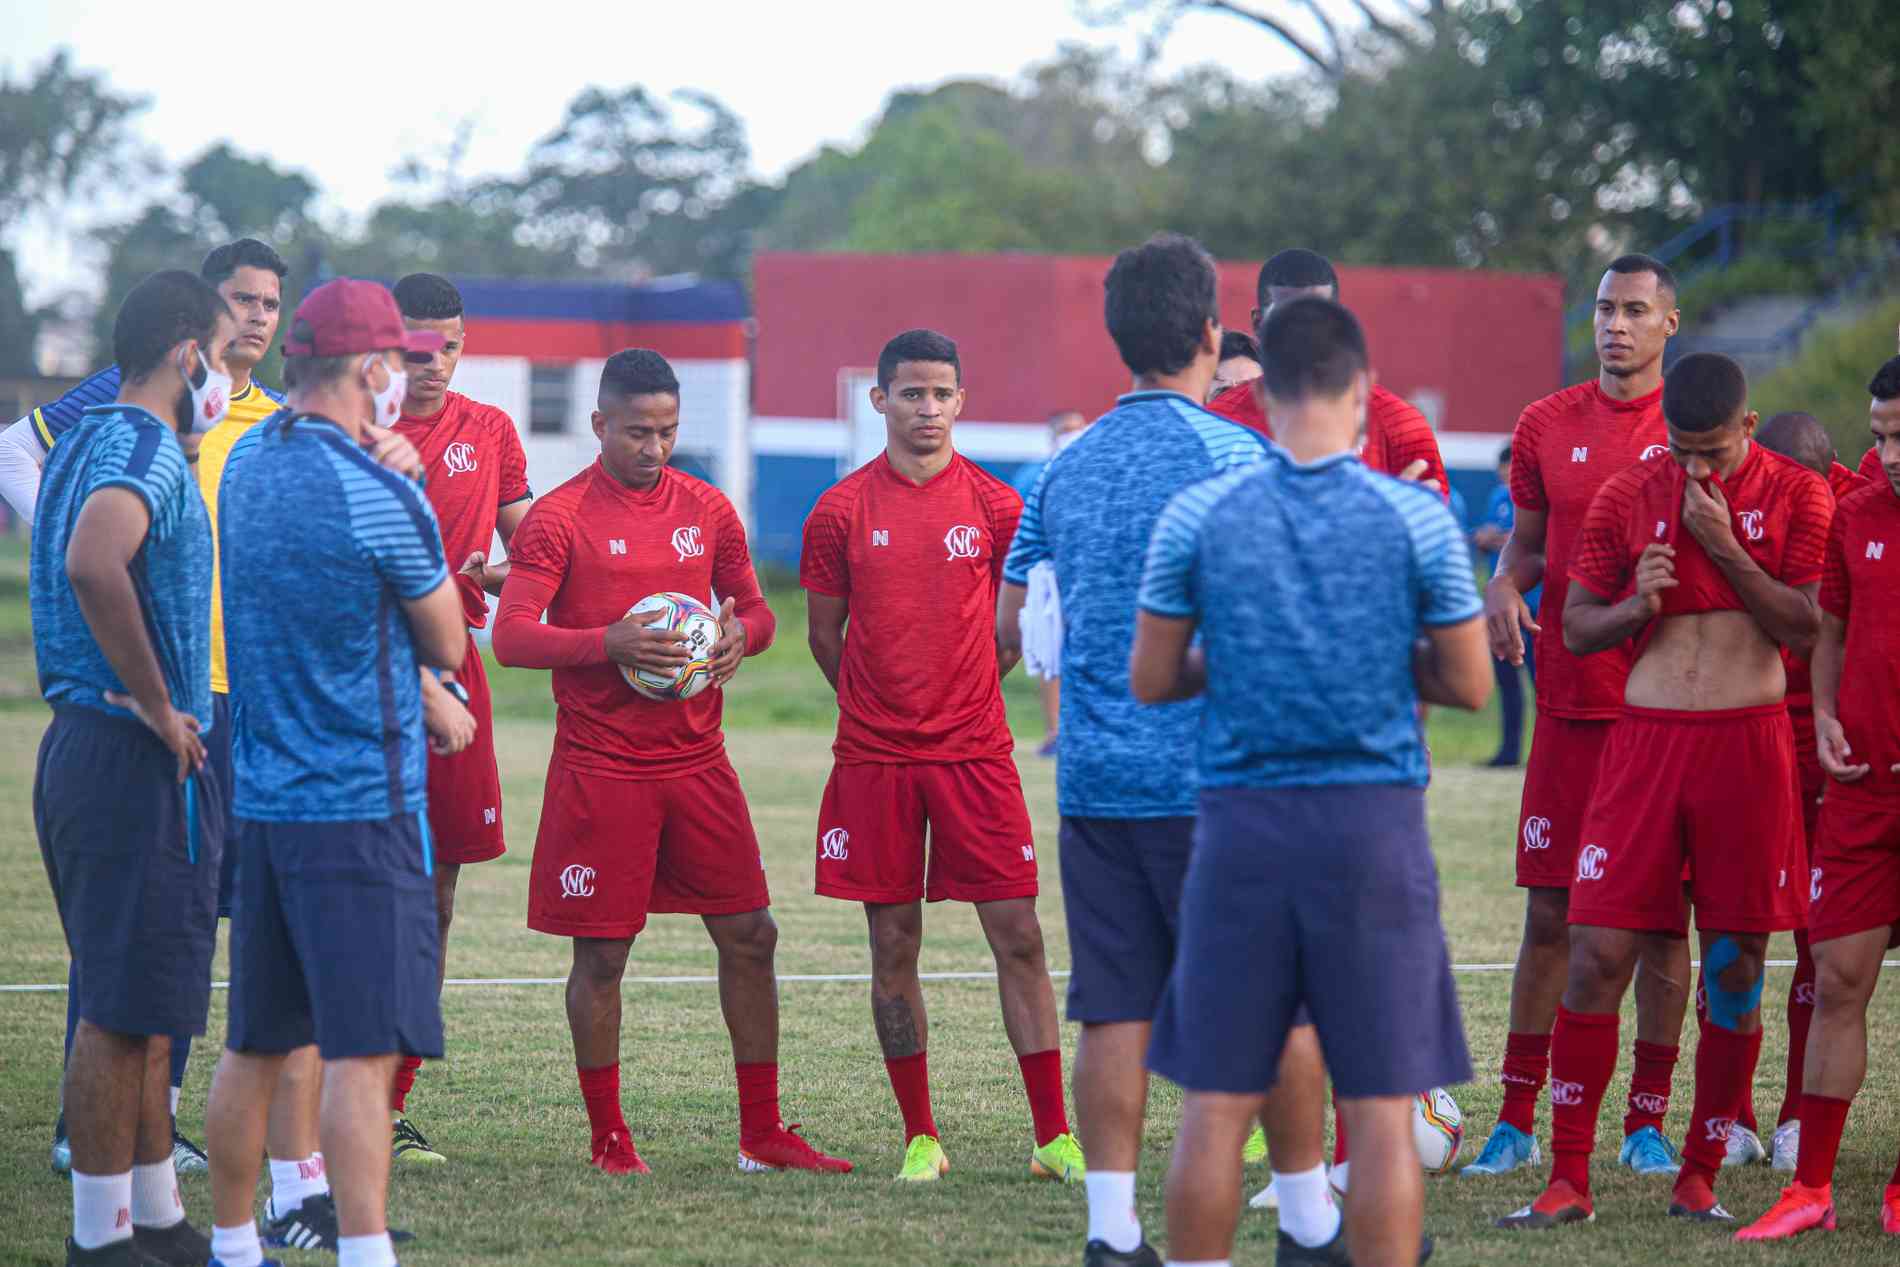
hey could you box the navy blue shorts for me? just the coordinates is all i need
[35,707,223,1038]
[207,693,240,918]
[1148,785,1471,1098]
[1060,816,1196,1024]
[227,813,444,1061]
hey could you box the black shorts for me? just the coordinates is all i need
[35,706,224,1038]
[1059,816,1196,1024]
[227,813,444,1061]
[1147,785,1471,1098]
[207,692,240,917]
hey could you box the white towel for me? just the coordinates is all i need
[1020,561,1064,679]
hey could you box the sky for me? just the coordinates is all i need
[9,0,1340,304]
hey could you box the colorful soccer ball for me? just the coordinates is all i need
[620,592,720,702]
[1413,1087,1464,1174]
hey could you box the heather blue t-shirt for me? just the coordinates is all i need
[31,405,213,727]
[1003,390,1270,818]
[1139,452,1482,789]
[219,416,448,822]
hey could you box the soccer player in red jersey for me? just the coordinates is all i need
[1463,256,1694,1180]
[1206,249,1447,497]
[1737,360,1900,1241]
[378,272,533,1163]
[493,349,849,1177]
[1731,411,1867,1172]
[802,329,1082,1184]
[1497,352,1830,1231]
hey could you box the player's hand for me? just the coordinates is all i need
[1483,574,1540,665]
[361,424,424,480]
[1816,715,1871,782]
[422,683,477,755]
[105,690,205,783]
[604,613,693,674]
[459,551,510,594]
[1397,458,1443,493]
[1633,542,1678,617]
[1681,477,1737,555]
[707,597,746,686]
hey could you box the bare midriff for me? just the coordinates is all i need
[1625,609,1785,710]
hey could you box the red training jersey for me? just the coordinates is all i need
[800,452,1020,764]
[1783,462,1868,761]
[1820,480,1900,805]
[1860,445,1883,485]
[393,391,531,630]
[1509,380,1669,720]
[1206,381,1448,500]
[493,463,774,779]
[1570,443,1831,668]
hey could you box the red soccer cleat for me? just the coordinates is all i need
[738,1123,854,1174]
[1882,1184,1900,1235]
[1735,1183,1835,1242]
[1495,1180,1594,1230]
[590,1129,651,1175]
[1668,1172,1735,1223]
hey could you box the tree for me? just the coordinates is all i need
[1078,0,1450,78]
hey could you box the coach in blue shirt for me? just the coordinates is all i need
[1130,297,1491,1267]
[32,270,235,1267]
[203,278,464,1267]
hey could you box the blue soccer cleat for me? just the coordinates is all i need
[1460,1121,1541,1176]
[1619,1125,1683,1175]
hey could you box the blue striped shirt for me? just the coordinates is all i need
[219,416,449,821]
[1003,390,1271,818]
[30,405,213,726]
[1139,451,1482,789]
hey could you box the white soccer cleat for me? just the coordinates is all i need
[1723,1123,1766,1168]
[1771,1120,1800,1172]
[1247,1179,1279,1210]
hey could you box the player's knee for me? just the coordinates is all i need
[1812,950,1876,1012]
[1523,888,1569,947]
[1702,935,1767,1031]
[868,912,923,971]
[715,910,778,964]
[572,939,632,988]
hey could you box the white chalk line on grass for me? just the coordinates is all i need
[0,959,1887,995]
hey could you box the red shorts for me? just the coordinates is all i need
[814,758,1038,905]
[426,635,505,866]
[526,758,769,939]
[1810,797,1900,945]
[1515,714,1615,888]
[1569,704,1807,936]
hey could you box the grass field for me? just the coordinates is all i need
[3,536,1899,1267]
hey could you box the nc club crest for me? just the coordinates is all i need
[672,525,705,561]
[444,441,477,476]
[944,525,981,561]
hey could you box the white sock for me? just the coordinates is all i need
[131,1156,183,1229]
[1273,1162,1341,1249]
[337,1232,398,1267]
[169,1085,181,1118]
[1084,1169,1142,1253]
[1164,1260,1230,1267]
[71,1170,133,1250]
[267,1153,329,1221]
[1330,1158,1351,1193]
[212,1221,264,1267]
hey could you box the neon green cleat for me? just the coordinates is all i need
[1242,1126,1268,1166]
[896,1133,950,1182]
[1031,1131,1086,1183]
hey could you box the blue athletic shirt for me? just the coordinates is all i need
[219,415,449,822]
[31,405,213,727]
[1003,390,1270,818]
[1138,451,1482,790]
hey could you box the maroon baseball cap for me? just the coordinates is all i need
[282,278,446,358]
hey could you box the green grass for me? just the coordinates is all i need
[1753,294,1900,462]
[3,573,1897,1265]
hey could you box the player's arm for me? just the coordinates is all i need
[1562,543,1674,654]
[996,582,1028,660]
[1810,610,1869,781]
[1484,506,1546,664]
[400,579,467,671]
[461,489,535,596]
[490,526,688,674]
[1128,612,1204,703]
[1408,496,1491,709]
[1680,477,1821,656]
[1412,620,1490,710]
[706,499,776,685]
[69,487,205,781]
[418,667,475,754]
[0,416,46,523]
[806,591,848,692]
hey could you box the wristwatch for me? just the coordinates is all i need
[441,677,471,706]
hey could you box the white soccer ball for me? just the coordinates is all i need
[619,592,720,702]
[1413,1087,1464,1175]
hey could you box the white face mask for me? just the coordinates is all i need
[366,356,408,426]
[185,348,232,433]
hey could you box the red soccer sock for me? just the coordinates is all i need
[1796,1093,1851,1190]
[1679,1020,1762,1184]
[391,1055,422,1113]
[577,1062,629,1147]
[1621,1040,1679,1139]
[1777,934,1817,1127]
[1333,1089,1349,1165]
[1017,1049,1070,1148]
[885,1052,938,1143]
[736,1061,780,1145]
[1548,1006,1619,1196]
[1498,1031,1551,1136]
